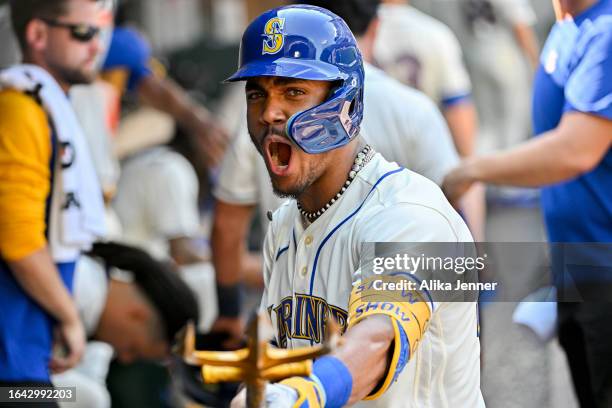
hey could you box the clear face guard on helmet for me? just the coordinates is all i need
[286,82,362,154]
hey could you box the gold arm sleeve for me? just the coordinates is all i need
[347,275,431,399]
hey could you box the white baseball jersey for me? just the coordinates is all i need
[410,0,537,153]
[373,3,472,107]
[214,63,459,228]
[261,153,484,407]
[113,146,201,260]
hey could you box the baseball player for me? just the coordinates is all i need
[226,5,484,407]
[211,0,487,340]
[373,0,478,157]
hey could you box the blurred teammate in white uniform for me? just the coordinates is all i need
[412,0,539,155]
[373,0,478,157]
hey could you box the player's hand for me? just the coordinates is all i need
[230,383,299,408]
[442,161,477,205]
[210,316,247,350]
[49,317,86,373]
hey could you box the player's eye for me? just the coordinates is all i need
[246,91,264,101]
[286,88,306,97]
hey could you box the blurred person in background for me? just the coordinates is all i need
[211,0,484,345]
[100,24,230,169]
[373,0,479,158]
[52,242,199,408]
[113,132,206,265]
[112,135,219,330]
[101,11,219,334]
[412,0,540,200]
[408,2,563,406]
[414,0,538,152]
[371,0,488,244]
[56,8,217,406]
[444,0,612,406]
[89,21,222,408]
[42,4,214,268]
[0,0,107,399]
[98,24,225,269]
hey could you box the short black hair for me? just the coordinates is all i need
[88,242,200,343]
[297,0,380,37]
[9,0,97,51]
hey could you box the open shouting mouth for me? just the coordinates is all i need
[264,134,294,176]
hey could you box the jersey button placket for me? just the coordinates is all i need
[296,234,313,281]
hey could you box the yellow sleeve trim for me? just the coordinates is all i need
[347,276,431,400]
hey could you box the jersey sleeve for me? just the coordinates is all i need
[213,126,261,206]
[144,153,201,240]
[564,24,612,120]
[437,28,473,107]
[348,201,474,399]
[0,91,52,260]
[102,27,153,91]
[355,201,467,311]
[405,91,460,185]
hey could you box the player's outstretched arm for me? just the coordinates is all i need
[235,279,430,408]
[229,314,398,408]
[332,314,395,404]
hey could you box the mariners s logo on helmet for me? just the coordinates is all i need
[262,17,285,55]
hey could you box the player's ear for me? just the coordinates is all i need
[25,19,49,53]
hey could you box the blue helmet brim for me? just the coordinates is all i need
[225,58,348,83]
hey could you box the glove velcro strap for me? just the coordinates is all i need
[280,377,324,408]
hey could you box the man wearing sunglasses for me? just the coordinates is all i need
[0,0,108,401]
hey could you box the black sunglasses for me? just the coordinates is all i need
[41,18,101,42]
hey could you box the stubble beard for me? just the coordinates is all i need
[49,59,97,86]
[269,164,318,200]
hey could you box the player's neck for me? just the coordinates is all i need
[297,141,364,215]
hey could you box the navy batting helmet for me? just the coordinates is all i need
[226,5,365,154]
